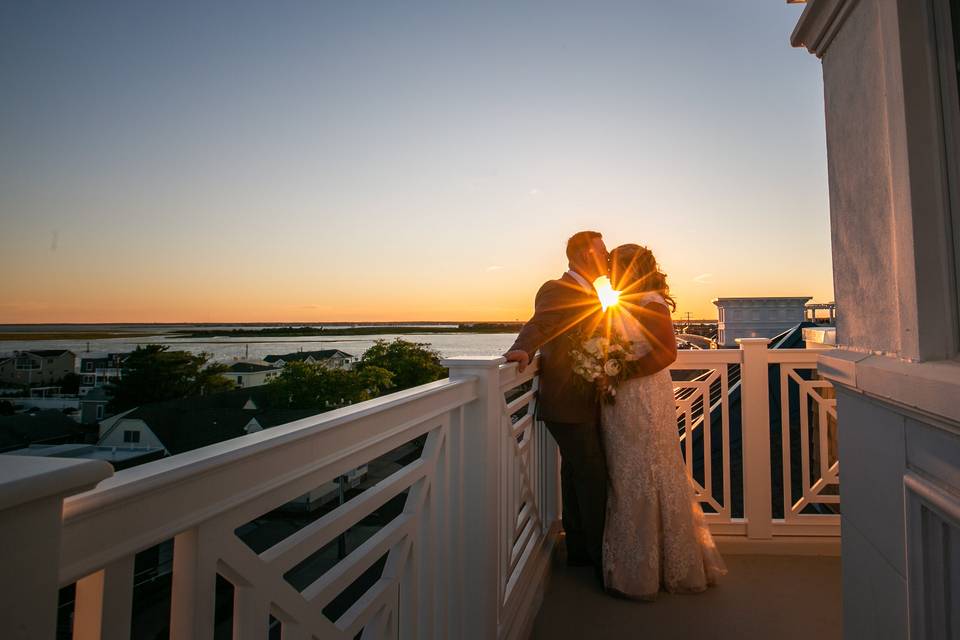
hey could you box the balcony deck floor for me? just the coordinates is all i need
[532,549,842,640]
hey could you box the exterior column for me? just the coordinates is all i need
[0,455,113,640]
[442,356,503,640]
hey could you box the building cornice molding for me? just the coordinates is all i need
[791,0,861,58]
[819,350,960,436]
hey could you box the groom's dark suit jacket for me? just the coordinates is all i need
[509,272,602,424]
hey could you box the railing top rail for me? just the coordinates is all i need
[59,377,476,584]
[765,348,826,364]
[498,356,541,390]
[67,378,471,511]
[671,350,743,365]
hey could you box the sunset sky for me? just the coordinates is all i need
[0,1,830,324]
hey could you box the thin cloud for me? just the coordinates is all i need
[693,273,713,284]
[529,188,541,196]
[485,265,505,272]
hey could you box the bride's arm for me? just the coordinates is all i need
[625,301,677,377]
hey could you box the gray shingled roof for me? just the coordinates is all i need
[116,389,319,455]
[263,349,354,364]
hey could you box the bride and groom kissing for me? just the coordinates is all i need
[504,231,726,600]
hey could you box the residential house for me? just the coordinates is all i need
[713,297,812,347]
[0,409,90,453]
[0,350,76,386]
[4,443,165,471]
[220,360,283,389]
[263,349,356,370]
[77,352,129,395]
[97,389,319,455]
[79,387,111,424]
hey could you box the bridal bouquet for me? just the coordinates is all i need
[570,331,634,403]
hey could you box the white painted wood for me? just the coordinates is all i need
[444,357,503,639]
[170,526,218,640]
[738,339,774,539]
[233,585,269,640]
[73,555,135,640]
[60,380,474,583]
[0,457,111,640]
[261,457,431,573]
[905,471,960,639]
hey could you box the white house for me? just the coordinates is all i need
[263,349,357,370]
[219,360,283,388]
[713,296,811,347]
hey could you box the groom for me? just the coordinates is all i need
[504,230,609,576]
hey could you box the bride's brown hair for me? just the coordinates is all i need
[610,244,677,312]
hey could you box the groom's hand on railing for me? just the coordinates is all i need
[504,349,530,372]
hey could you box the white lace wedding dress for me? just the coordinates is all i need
[601,292,727,599]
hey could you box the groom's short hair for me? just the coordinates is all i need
[566,231,602,262]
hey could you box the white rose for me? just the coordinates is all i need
[583,338,602,355]
[604,359,622,376]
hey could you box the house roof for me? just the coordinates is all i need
[225,361,280,373]
[79,352,130,362]
[114,389,318,455]
[263,349,354,363]
[24,349,75,358]
[81,387,110,402]
[0,410,87,452]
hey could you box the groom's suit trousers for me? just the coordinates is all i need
[544,419,608,570]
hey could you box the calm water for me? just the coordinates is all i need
[0,331,519,362]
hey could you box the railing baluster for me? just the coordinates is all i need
[432,419,451,637]
[73,555,135,640]
[280,621,308,640]
[738,339,774,540]
[170,525,218,640]
[781,366,793,520]
[232,585,269,640]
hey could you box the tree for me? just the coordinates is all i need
[357,339,446,391]
[58,372,81,395]
[265,361,394,410]
[108,345,234,411]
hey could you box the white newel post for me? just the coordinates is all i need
[737,339,774,540]
[0,455,113,640]
[443,357,503,640]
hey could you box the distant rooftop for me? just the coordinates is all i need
[225,360,281,373]
[263,349,354,363]
[713,296,813,304]
[5,443,165,470]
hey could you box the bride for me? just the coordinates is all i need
[600,243,726,600]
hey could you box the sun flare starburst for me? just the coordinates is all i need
[593,276,621,312]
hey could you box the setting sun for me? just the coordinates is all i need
[593,276,621,312]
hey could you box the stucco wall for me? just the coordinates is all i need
[821,0,902,355]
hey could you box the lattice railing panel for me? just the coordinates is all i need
[670,352,741,525]
[778,363,839,524]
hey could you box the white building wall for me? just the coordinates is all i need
[713,297,810,347]
[794,1,960,638]
[221,369,280,388]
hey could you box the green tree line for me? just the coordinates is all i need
[108,339,447,412]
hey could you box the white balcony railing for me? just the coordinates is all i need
[0,339,839,639]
